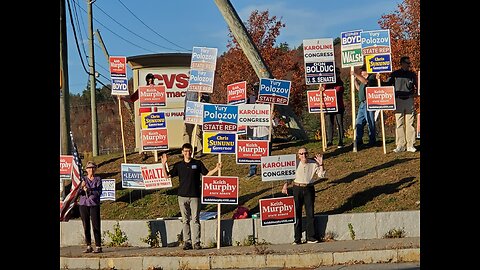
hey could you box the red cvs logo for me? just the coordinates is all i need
[154,73,188,89]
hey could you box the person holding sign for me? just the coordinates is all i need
[351,64,378,149]
[161,143,221,250]
[383,56,418,153]
[324,67,345,148]
[78,161,103,253]
[281,147,326,244]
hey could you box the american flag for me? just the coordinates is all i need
[60,131,83,221]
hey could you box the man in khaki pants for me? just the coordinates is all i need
[384,56,418,153]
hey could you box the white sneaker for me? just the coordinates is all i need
[393,147,405,153]
[407,147,417,152]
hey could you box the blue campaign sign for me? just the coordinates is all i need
[191,47,218,71]
[366,54,392,73]
[203,104,238,132]
[188,69,215,93]
[258,78,291,105]
[121,164,144,189]
[203,132,236,154]
[361,29,391,56]
[142,112,166,129]
[110,77,129,96]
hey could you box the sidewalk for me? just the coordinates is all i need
[60,237,420,269]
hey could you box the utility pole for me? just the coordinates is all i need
[213,0,307,140]
[60,0,71,155]
[88,0,99,156]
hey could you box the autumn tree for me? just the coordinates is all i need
[213,10,307,137]
[378,0,420,123]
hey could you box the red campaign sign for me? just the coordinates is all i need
[141,128,169,151]
[259,196,295,227]
[227,81,247,105]
[365,86,395,111]
[307,89,338,113]
[201,176,238,205]
[236,140,269,164]
[139,85,167,107]
[109,56,127,76]
[60,155,73,178]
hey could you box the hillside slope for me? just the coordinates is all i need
[77,138,420,220]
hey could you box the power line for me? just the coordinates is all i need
[71,0,89,61]
[94,2,181,52]
[71,0,159,54]
[116,0,190,52]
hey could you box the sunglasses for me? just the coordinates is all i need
[298,152,308,155]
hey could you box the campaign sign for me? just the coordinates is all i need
[139,85,166,107]
[202,176,238,204]
[227,81,247,105]
[261,154,297,181]
[110,77,129,96]
[304,62,336,84]
[190,47,218,71]
[140,163,172,189]
[121,163,144,189]
[361,29,391,56]
[237,104,271,126]
[188,69,215,93]
[307,89,338,113]
[109,56,127,77]
[141,112,166,129]
[258,78,291,105]
[141,128,169,151]
[184,101,203,125]
[236,140,269,164]
[259,196,295,227]
[341,30,363,68]
[60,155,73,179]
[203,132,236,154]
[365,54,392,73]
[203,104,238,132]
[366,86,396,111]
[100,179,116,201]
[303,38,334,62]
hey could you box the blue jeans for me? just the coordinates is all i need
[355,101,376,145]
[249,135,269,176]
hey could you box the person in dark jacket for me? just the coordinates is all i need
[384,56,418,153]
[78,161,103,253]
[161,143,221,250]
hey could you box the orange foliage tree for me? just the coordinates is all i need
[378,0,420,123]
[213,10,306,123]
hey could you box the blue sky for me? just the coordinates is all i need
[65,0,402,95]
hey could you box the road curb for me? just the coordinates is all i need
[60,247,420,269]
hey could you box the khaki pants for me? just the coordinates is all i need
[394,97,416,149]
[183,123,203,152]
[178,196,201,245]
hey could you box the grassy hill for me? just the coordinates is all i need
[72,137,420,220]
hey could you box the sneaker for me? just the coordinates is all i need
[326,142,333,147]
[407,147,417,152]
[193,242,202,250]
[183,242,193,250]
[393,147,406,153]
[92,246,102,253]
[292,240,302,245]
[83,246,93,253]
[337,144,344,149]
[307,239,319,243]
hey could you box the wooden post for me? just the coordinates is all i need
[118,96,127,163]
[377,76,386,154]
[351,67,357,152]
[191,94,202,155]
[319,84,327,151]
[268,103,273,142]
[217,153,222,249]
